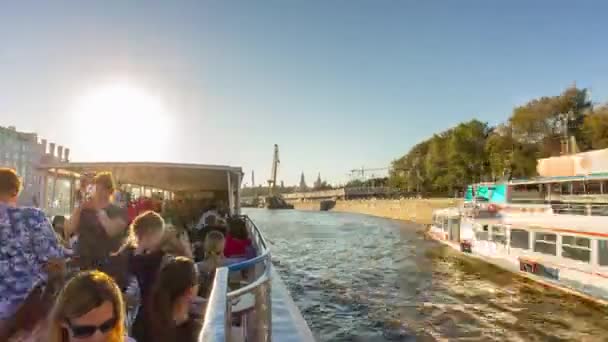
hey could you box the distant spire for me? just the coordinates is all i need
[314,172,322,189]
[299,172,307,190]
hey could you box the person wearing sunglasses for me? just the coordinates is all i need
[48,271,126,342]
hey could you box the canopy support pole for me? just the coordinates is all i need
[227,171,234,216]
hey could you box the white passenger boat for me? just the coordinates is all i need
[38,161,316,342]
[429,149,608,304]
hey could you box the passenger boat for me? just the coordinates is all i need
[429,149,608,304]
[38,161,315,342]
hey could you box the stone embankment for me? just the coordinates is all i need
[292,198,461,225]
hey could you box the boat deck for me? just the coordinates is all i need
[271,269,316,341]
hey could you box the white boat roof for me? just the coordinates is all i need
[502,213,608,236]
[37,161,243,192]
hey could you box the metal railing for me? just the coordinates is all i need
[552,203,608,216]
[200,215,272,342]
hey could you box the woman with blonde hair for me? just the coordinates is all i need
[198,230,225,274]
[48,271,126,342]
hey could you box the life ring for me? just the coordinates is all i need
[488,204,498,212]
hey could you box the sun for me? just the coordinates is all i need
[69,82,174,161]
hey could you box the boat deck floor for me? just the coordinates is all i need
[270,269,316,341]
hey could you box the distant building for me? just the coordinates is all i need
[299,172,308,191]
[0,125,69,206]
[313,172,322,189]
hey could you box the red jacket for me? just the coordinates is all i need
[224,235,252,258]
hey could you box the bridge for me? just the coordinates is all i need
[282,187,397,201]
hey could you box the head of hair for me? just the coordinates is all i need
[93,172,115,193]
[52,215,66,241]
[0,168,21,199]
[115,210,164,255]
[149,257,197,328]
[203,230,225,271]
[204,214,217,226]
[48,271,124,342]
[131,210,165,241]
[228,218,248,240]
[204,231,225,255]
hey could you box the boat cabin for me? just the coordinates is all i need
[37,161,243,219]
[430,208,462,242]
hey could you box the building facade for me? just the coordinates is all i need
[0,125,70,206]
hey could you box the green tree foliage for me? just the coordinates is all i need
[389,85,602,194]
[581,105,608,150]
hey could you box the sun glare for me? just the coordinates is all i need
[70,82,173,161]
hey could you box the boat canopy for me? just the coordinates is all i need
[37,161,243,192]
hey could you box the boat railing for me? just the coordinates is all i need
[552,203,608,216]
[200,215,272,342]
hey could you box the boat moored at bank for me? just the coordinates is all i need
[429,149,608,304]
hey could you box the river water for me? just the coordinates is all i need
[243,208,608,342]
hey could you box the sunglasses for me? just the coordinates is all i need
[67,316,117,338]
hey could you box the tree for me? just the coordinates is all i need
[581,105,608,150]
[447,120,490,188]
[510,86,591,155]
[388,85,602,194]
[391,140,429,193]
[485,124,514,181]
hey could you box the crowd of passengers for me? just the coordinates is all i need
[0,168,254,342]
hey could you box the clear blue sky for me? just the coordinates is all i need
[1,1,607,185]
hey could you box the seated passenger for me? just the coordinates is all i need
[0,168,66,337]
[198,231,225,274]
[190,216,227,262]
[52,216,66,240]
[65,172,130,289]
[48,270,128,342]
[144,257,202,342]
[224,218,252,258]
[194,204,218,231]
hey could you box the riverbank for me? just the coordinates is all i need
[292,198,461,225]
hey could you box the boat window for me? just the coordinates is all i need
[561,182,571,195]
[550,183,561,194]
[599,240,608,266]
[534,232,557,256]
[475,224,489,241]
[510,228,529,250]
[561,235,591,263]
[571,181,586,195]
[586,181,602,195]
[562,235,590,248]
[491,225,507,245]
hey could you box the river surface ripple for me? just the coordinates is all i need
[244,208,608,342]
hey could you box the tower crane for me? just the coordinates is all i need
[267,144,280,196]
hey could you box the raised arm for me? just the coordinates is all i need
[97,209,128,237]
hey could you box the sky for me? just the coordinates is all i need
[1,1,607,186]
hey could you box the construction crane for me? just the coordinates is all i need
[267,144,280,196]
